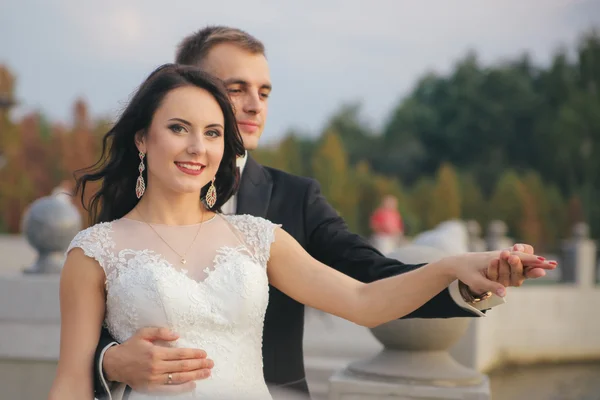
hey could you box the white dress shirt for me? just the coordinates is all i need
[220,151,248,215]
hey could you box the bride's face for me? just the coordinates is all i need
[137,85,225,196]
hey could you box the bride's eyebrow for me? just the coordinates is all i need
[205,123,224,129]
[168,117,192,126]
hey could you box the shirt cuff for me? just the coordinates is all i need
[448,280,506,317]
[99,341,119,400]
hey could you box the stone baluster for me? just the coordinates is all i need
[560,222,597,288]
[370,233,399,256]
[466,220,486,252]
[328,227,490,400]
[485,220,512,251]
[21,194,82,274]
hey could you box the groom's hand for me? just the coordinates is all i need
[103,327,213,394]
[486,243,557,288]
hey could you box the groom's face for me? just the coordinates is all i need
[200,43,271,151]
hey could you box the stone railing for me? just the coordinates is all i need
[0,273,60,400]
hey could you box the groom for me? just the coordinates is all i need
[92,26,545,399]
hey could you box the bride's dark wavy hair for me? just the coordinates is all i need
[75,63,245,224]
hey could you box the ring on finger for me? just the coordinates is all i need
[167,373,173,385]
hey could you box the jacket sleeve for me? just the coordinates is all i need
[93,326,119,398]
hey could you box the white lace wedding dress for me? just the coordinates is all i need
[67,214,279,400]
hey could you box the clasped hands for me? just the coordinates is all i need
[459,243,557,301]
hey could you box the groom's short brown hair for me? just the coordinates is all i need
[176,26,266,66]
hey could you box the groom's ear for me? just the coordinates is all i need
[134,129,146,153]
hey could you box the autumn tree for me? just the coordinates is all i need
[311,130,357,230]
[409,177,435,231]
[429,163,462,227]
[489,170,542,245]
[459,172,487,226]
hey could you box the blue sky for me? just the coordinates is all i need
[1,0,599,143]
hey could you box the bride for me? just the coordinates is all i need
[48,64,552,400]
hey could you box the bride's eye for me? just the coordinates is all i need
[168,124,186,134]
[205,129,222,138]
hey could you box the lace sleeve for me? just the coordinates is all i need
[66,222,115,277]
[225,215,281,267]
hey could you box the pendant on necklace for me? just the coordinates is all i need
[181,258,187,265]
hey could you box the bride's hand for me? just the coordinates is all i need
[486,243,558,288]
[447,251,555,298]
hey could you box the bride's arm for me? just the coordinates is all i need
[48,248,106,400]
[267,229,541,328]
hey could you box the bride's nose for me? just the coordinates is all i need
[187,135,207,155]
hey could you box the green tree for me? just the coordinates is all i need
[382,52,543,194]
[379,95,431,185]
[354,161,378,236]
[272,133,305,176]
[459,172,487,225]
[522,171,565,251]
[429,163,462,226]
[250,147,277,167]
[323,103,378,166]
[410,177,436,231]
[311,131,357,230]
[489,170,541,245]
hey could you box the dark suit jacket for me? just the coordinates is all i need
[92,156,475,398]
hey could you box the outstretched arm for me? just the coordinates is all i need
[301,180,545,318]
[302,180,467,318]
[268,228,552,328]
[48,248,106,400]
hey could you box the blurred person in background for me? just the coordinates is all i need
[370,195,404,253]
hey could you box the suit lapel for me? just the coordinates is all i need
[236,156,272,218]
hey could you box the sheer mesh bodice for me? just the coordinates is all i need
[67,214,279,400]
